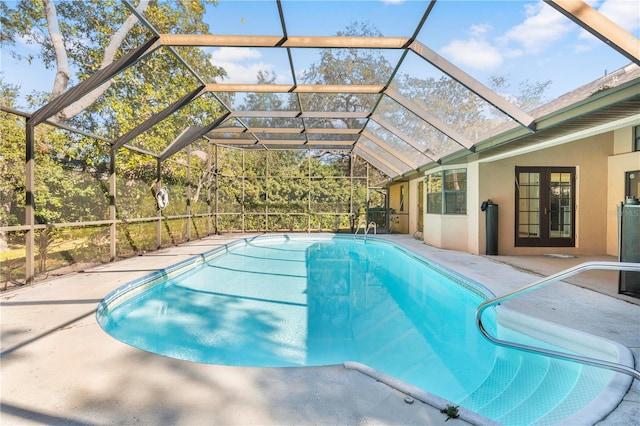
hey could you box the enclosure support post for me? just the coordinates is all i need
[386,182,391,232]
[265,151,269,232]
[308,149,311,233]
[214,145,219,234]
[186,146,191,241]
[109,146,117,261]
[350,152,354,231]
[206,141,212,236]
[24,123,35,285]
[366,163,370,226]
[242,149,245,233]
[156,159,162,249]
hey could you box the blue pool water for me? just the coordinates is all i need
[98,235,620,425]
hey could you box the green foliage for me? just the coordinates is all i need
[0,85,111,227]
[33,126,110,224]
[489,75,552,113]
[441,405,460,422]
[208,148,370,233]
[35,228,56,273]
[2,9,394,286]
[203,21,394,233]
[0,83,26,226]
[116,221,157,255]
[2,0,225,129]
[115,150,157,218]
[300,21,391,128]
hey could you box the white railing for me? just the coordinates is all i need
[354,221,377,239]
[476,261,640,380]
[366,221,377,236]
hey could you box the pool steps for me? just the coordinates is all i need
[477,261,640,381]
[346,270,622,425]
[474,361,549,420]
[536,371,609,425]
[497,361,578,425]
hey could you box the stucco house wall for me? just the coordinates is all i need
[409,127,638,256]
[420,164,475,252]
[607,126,640,255]
[478,133,613,255]
[407,178,421,236]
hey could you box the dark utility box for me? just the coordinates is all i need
[618,200,640,298]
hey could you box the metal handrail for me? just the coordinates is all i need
[354,221,378,240]
[366,221,377,236]
[476,261,640,380]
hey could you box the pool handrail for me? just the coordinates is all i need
[366,221,377,236]
[476,261,640,381]
[354,221,377,239]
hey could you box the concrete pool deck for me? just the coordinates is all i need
[1,233,638,425]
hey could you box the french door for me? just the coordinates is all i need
[515,167,575,247]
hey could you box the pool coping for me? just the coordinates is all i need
[344,361,500,426]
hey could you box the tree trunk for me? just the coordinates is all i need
[43,0,70,102]
[43,0,151,122]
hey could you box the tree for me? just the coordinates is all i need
[1,0,228,212]
[1,78,113,272]
[0,1,231,276]
[489,75,552,113]
[0,81,24,229]
[1,1,224,124]
[299,21,394,129]
[379,73,487,157]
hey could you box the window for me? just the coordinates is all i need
[635,126,640,152]
[515,167,575,247]
[426,172,442,214]
[426,169,467,214]
[444,169,467,214]
[417,181,424,231]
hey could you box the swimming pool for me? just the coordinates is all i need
[97,235,631,425]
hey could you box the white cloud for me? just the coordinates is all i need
[219,61,278,84]
[597,0,640,33]
[499,1,572,53]
[502,48,524,59]
[557,0,640,50]
[439,22,504,71]
[210,47,276,84]
[211,47,261,63]
[438,1,578,71]
[469,23,491,38]
[574,0,640,45]
[441,39,503,70]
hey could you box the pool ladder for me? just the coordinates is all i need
[476,261,640,380]
[354,221,377,239]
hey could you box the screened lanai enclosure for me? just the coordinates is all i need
[1,0,638,287]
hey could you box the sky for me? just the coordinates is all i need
[200,0,639,99]
[1,0,639,111]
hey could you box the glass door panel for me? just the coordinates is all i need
[517,172,540,238]
[516,167,575,247]
[549,172,572,238]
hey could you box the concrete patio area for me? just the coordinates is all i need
[1,234,638,425]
